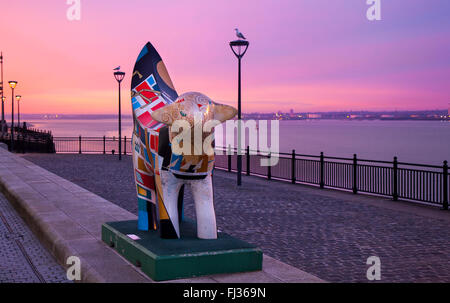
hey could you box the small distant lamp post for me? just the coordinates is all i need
[15,95,21,127]
[1,96,5,122]
[229,39,249,186]
[1,97,5,137]
[114,71,125,160]
[1,89,4,123]
[1,52,4,123]
[8,81,17,151]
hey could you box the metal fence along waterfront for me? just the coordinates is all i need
[54,136,132,155]
[1,126,55,153]
[52,136,449,209]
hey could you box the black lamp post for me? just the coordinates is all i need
[229,39,249,186]
[1,97,5,135]
[114,71,125,160]
[1,97,5,121]
[16,95,21,127]
[1,52,4,124]
[8,81,17,152]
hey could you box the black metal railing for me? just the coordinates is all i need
[51,137,449,209]
[214,146,449,209]
[54,136,132,155]
[1,126,55,153]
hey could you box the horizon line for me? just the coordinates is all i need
[13,108,449,116]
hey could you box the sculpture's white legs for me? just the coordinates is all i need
[190,175,217,239]
[160,170,183,238]
[161,170,217,239]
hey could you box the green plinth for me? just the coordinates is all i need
[101,220,263,281]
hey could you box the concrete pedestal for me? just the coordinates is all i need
[101,220,263,281]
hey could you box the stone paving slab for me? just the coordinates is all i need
[0,149,324,283]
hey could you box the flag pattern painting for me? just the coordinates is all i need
[132,74,167,130]
[131,42,182,238]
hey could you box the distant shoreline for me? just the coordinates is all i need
[11,109,450,122]
[25,117,450,122]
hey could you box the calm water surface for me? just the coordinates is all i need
[29,119,450,165]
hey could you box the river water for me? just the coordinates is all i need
[28,119,450,165]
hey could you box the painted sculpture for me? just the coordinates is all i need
[130,42,237,239]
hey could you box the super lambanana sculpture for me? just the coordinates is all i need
[130,42,237,239]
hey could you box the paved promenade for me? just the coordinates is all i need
[0,192,69,283]
[0,149,321,283]
[22,154,450,283]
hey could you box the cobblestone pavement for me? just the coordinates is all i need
[22,154,450,283]
[0,193,70,283]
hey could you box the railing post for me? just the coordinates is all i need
[291,149,296,184]
[227,145,232,172]
[103,136,106,154]
[124,136,127,155]
[78,135,82,154]
[320,152,324,189]
[21,134,25,154]
[393,156,398,201]
[267,153,271,180]
[352,154,358,194]
[442,160,448,210]
[246,146,250,176]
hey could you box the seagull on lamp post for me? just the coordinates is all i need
[113,66,121,71]
[235,28,247,40]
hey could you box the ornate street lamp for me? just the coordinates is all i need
[229,38,249,186]
[16,95,22,127]
[8,81,17,151]
[114,71,125,160]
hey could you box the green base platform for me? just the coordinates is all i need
[101,220,263,281]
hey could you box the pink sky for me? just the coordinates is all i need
[1,0,449,114]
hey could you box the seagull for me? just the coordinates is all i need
[113,66,121,71]
[235,28,247,40]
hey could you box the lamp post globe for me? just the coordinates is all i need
[229,39,249,186]
[8,81,17,151]
[114,71,125,83]
[114,71,125,160]
[8,81,17,89]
